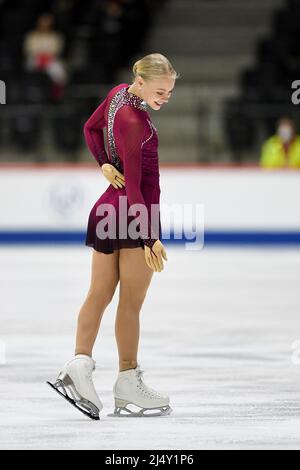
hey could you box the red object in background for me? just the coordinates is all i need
[35,53,53,69]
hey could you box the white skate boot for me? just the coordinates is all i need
[47,354,103,420]
[109,364,172,417]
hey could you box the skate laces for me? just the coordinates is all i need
[136,367,144,384]
[135,367,162,399]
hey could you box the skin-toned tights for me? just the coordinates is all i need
[75,247,153,372]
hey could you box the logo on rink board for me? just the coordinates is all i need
[0,80,6,104]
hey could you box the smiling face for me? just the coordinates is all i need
[134,75,176,111]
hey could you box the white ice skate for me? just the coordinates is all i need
[46,354,103,420]
[109,364,172,417]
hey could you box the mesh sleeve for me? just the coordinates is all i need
[83,96,110,167]
[115,106,159,250]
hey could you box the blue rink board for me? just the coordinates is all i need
[0,230,300,245]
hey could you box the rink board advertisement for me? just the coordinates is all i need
[0,165,299,245]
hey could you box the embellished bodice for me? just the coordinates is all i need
[106,84,159,178]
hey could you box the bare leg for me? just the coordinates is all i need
[115,247,154,372]
[75,248,120,356]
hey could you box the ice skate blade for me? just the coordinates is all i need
[46,380,100,421]
[107,399,173,418]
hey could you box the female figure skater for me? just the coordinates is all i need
[47,53,179,419]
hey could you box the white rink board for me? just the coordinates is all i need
[0,167,299,231]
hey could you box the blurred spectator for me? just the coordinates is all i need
[23,12,68,100]
[260,117,300,168]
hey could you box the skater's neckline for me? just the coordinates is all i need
[124,85,148,111]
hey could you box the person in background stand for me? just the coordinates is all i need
[23,12,68,101]
[260,117,300,168]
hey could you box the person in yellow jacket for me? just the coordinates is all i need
[260,117,300,168]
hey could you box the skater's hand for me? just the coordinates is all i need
[145,240,168,272]
[102,163,125,189]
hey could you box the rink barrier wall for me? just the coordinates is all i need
[0,164,299,246]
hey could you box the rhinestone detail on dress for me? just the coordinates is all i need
[123,87,148,111]
[142,119,154,147]
[107,86,148,171]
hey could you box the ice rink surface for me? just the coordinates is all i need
[1,244,300,450]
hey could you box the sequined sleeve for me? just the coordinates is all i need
[115,106,159,250]
[83,96,110,167]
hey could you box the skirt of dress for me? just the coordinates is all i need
[85,183,161,254]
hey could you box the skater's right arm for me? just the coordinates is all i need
[84,97,126,188]
[83,96,111,168]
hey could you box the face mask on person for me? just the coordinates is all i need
[278,125,293,143]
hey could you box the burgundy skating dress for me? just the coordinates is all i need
[84,83,162,254]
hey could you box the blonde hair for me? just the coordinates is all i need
[132,53,180,82]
